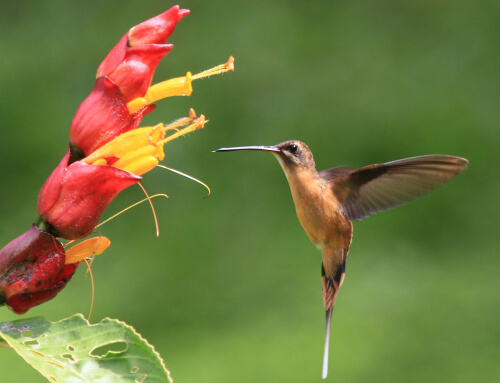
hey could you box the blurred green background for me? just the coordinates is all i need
[1,0,498,382]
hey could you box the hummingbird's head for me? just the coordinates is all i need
[213,140,316,171]
[274,140,315,169]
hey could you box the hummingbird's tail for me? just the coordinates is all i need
[321,251,347,379]
[322,307,333,379]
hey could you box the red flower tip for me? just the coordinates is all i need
[0,226,77,314]
[96,5,188,84]
[128,6,190,46]
[178,8,190,19]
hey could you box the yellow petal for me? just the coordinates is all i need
[65,237,111,265]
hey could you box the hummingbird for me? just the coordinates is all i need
[214,140,468,379]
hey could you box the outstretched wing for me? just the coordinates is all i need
[322,155,468,221]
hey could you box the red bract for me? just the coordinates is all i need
[0,226,77,314]
[37,148,141,240]
[104,44,172,102]
[69,77,155,157]
[97,6,188,85]
[71,5,188,156]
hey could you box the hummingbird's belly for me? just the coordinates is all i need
[294,194,351,252]
[286,170,352,252]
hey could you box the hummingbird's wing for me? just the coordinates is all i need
[322,155,468,221]
[318,166,355,182]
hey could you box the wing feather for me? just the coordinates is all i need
[322,155,468,221]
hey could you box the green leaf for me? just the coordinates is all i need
[0,314,172,383]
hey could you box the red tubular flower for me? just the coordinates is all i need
[37,149,141,240]
[97,5,189,100]
[69,77,155,157]
[42,6,233,240]
[1,6,233,313]
[71,5,189,156]
[0,226,77,314]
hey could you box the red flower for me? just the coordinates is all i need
[39,6,219,240]
[69,76,155,158]
[1,6,233,313]
[0,226,77,314]
[37,149,141,240]
[97,5,189,101]
[70,5,189,157]
[37,4,232,240]
[0,226,110,314]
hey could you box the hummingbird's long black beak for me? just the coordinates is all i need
[213,145,281,153]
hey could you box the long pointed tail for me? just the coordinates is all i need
[322,308,333,379]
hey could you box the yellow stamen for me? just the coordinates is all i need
[81,110,206,177]
[65,236,111,265]
[159,115,206,146]
[112,147,160,176]
[166,107,197,130]
[92,159,107,166]
[157,164,211,197]
[137,182,161,237]
[126,56,234,114]
[95,194,169,230]
[191,56,235,80]
[127,72,193,115]
[83,122,166,165]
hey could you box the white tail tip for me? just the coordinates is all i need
[322,308,332,379]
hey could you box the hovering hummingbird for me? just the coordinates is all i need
[215,140,468,379]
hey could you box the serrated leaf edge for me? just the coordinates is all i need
[0,313,173,383]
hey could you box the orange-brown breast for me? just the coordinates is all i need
[283,167,353,254]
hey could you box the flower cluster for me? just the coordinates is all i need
[0,6,233,314]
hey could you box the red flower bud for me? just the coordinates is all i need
[0,226,77,314]
[37,148,141,240]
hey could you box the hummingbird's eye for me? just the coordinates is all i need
[288,144,299,154]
